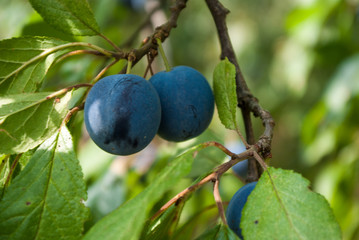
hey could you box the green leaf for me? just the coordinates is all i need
[0,91,72,154]
[21,21,77,42]
[195,224,240,240]
[84,144,204,240]
[85,170,126,228]
[0,92,53,117]
[241,167,342,240]
[0,37,72,94]
[141,203,185,240]
[172,203,219,240]
[28,0,100,36]
[0,127,89,240]
[213,58,238,130]
[0,155,9,195]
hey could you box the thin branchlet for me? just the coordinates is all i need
[205,0,275,181]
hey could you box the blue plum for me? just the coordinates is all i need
[149,66,214,142]
[84,74,161,155]
[232,160,248,179]
[226,181,257,239]
[118,0,145,11]
[227,141,248,179]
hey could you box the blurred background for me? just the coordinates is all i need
[1,0,358,239]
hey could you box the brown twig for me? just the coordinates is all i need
[60,103,85,129]
[234,127,250,149]
[99,33,123,52]
[47,2,183,72]
[242,106,259,182]
[120,0,188,73]
[151,173,213,220]
[204,0,249,96]
[152,147,253,219]
[252,150,268,170]
[202,141,236,157]
[46,83,93,100]
[213,178,227,225]
[92,59,120,84]
[205,0,275,181]
[54,50,108,65]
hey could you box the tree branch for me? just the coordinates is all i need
[205,0,275,181]
[67,1,186,73]
[204,0,250,96]
[151,147,262,219]
[120,0,188,73]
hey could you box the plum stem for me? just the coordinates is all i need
[144,54,155,78]
[156,38,171,72]
[126,60,133,74]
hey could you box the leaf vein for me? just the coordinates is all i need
[33,133,59,239]
[268,172,306,240]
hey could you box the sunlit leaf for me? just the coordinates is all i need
[241,167,342,240]
[21,21,77,42]
[29,0,100,36]
[0,155,9,195]
[0,37,71,94]
[0,91,72,154]
[0,92,53,117]
[0,127,89,239]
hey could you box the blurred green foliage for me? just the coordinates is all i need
[1,0,358,239]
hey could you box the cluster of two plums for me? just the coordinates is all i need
[84,65,256,239]
[84,66,215,156]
